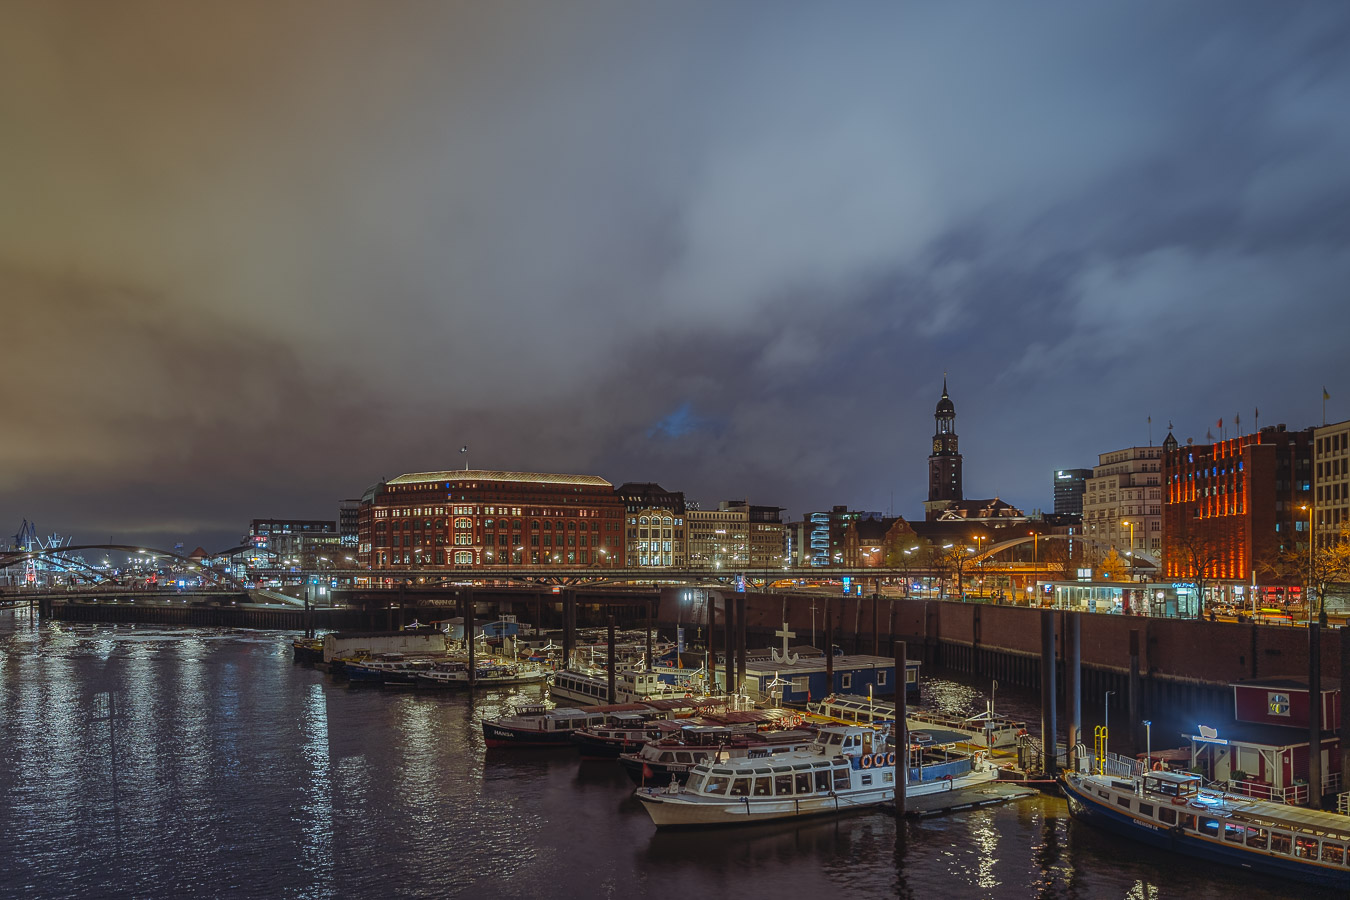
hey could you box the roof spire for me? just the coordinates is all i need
[942,372,948,397]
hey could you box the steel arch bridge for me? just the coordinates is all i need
[0,545,245,589]
[971,533,1159,569]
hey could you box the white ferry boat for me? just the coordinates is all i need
[415,662,550,689]
[635,724,997,827]
[550,666,712,706]
[1062,764,1350,889]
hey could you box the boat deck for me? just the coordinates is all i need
[900,781,1038,817]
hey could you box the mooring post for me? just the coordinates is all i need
[466,589,476,687]
[1340,627,1350,797]
[646,597,654,671]
[872,593,880,657]
[562,589,574,670]
[1308,623,1322,808]
[709,596,718,692]
[736,594,747,695]
[1066,612,1082,768]
[825,594,834,690]
[895,639,907,818]
[607,613,617,704]
[1040,609,1058,775]
[1128,629,1141,752]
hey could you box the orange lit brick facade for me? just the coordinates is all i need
[1162,427,1313,585]
[358,470,626,571]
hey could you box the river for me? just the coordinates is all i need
[0,611,1331,899]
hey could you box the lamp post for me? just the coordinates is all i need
[1143,719,1152,770]
[1030,530,1039,605]
[1299,504,1316,624]
[1122,520,1135,582]
[1104,690,1115,764]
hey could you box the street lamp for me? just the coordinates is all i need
[1143,719,1152,771]
[1299,504,1315,624]
[1122,521,1135,582]
[1104,690,1115,764]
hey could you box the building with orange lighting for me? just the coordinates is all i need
[1161,425,1313,604]
[357,470,626,572]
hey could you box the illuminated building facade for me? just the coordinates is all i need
[1313,418,1350,549]
[686,504,747,570]
[616,482,686,568]
[1162,425,1313,590]
[1083,447,1163,555]
[1053,468,1092,517]
[358,470,625,571]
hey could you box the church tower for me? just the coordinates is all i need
[925,378,964,519]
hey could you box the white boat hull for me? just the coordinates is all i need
[637,766,997,828]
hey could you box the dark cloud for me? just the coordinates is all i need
[2,0,1348,550]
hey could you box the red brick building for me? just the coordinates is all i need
[1162,425,1313,596]
[358,470,626,572]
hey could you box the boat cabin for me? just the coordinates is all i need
[1141,770,1202,802]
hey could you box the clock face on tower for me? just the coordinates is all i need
[933,438,941,454]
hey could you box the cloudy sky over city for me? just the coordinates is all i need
[4,0,1349,551]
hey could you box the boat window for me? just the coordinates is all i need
[833,768,850,790]
[1097,791,1110,800]
[1158,807,1176,825]
[704,776,730,795]
[1295,836,1318,859]
[1320,843,1344,864]
[795,772,813,794]
[687,774,705,792]
[1223,824,1244,843]
[676,752,692,763]
[814,770,831,792]
[1115,796,1131,810]
[1245,827,1267,849]
[1181,814,1196,831]
[729,778,750,797]
[1197,817,1219,838]
[882,770,894,784]
[753,776,772,797]
[860,773,873,787]
[1270,833,1292,855]
[658,752,673,763]
[1138,803,1153,818]
[774,773,794,795]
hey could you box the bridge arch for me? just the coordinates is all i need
[0,545,245,589]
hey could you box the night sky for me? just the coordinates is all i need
[4,1,1349,553]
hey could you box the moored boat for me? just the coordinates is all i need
[635,724,997,827]
[618,723,816,786]
[481,702,666,749]
[344,654,439,685]
[415,662,551,689]
[550,666,711,706]
[1061,764,1350,889]
[580,707,806,761]
[291,637,324,665]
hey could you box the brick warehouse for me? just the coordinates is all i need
[358,470,627,572]
[1161,425,1313,600]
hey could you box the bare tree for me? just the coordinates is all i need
[1169,526,1223,618]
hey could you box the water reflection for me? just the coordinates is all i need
[0,618,1337,900]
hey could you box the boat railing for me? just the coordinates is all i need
[1102,751,1144,778]
[1337,790,1350,816]
[1227,778,1308,805]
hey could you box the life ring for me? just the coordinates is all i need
[886,752,897,766]
[860,753,873,769]
[684,692,692,698]
[1170,796,1187,806]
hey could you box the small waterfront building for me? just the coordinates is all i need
[729,652,919,705]
[1185,677,1341,805]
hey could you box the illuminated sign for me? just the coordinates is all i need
[1267,692,1290,716]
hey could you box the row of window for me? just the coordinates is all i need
[1316,433,1349,455]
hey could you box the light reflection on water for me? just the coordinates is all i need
[1,612,1341,900]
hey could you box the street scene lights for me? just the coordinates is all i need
[1029,530,1039,605]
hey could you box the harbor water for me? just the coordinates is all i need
[0,612,1335,899]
